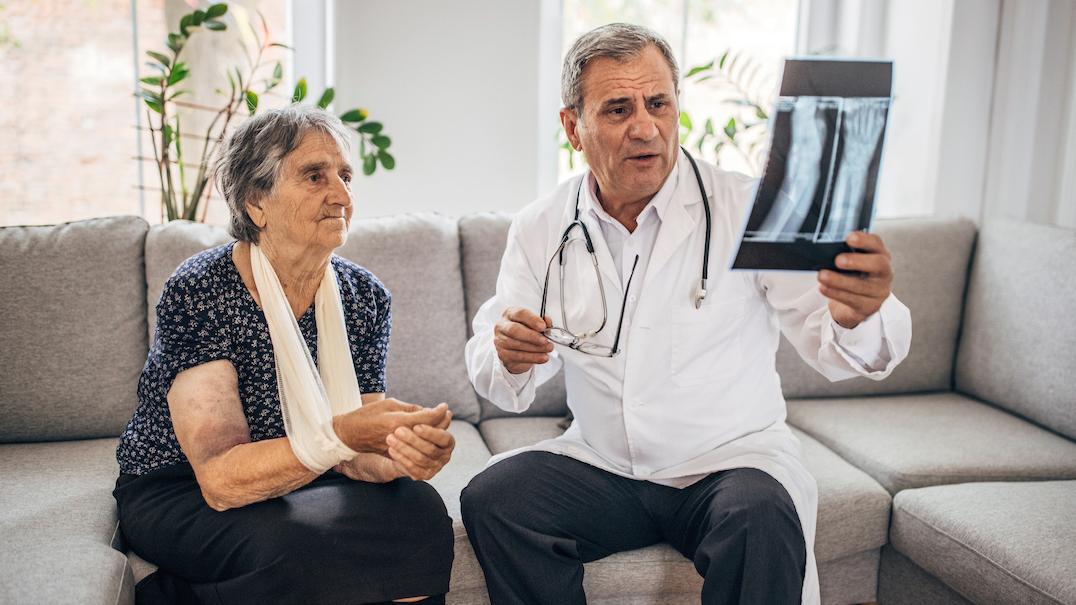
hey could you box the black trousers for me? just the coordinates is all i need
[461,452,806,605]
[114,462,453,605]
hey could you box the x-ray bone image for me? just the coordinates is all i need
[732,58,892,271]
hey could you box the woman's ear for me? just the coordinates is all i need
[246,199,267,229]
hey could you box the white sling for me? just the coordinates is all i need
[250,243,361,473]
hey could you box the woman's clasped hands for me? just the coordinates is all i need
[332,399,456,483]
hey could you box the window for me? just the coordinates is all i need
[0,0,289,228]
[559,0,800,179]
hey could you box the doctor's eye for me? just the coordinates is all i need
[307,173,322,184]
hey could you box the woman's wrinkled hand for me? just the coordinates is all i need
[332,399,450,456]
[385,411,455,481]
[333,453,406,484]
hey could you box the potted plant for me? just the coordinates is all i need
[139,2,393,222]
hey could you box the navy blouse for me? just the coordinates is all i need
[116,242,392,476]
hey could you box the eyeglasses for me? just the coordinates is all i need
[539,219,639,357]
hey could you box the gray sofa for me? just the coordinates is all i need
[1,213,1074,605]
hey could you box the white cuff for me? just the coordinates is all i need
[830,310,890,372]
[494,359,534,396]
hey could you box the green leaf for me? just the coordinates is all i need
[316,87,335,109]
[140,75,163,86]
[755,107,768,121]
[167,90,188,101]
[245,90,258,115]
[162,124,174,146]
[362,153,377,175]
[371,134,391,149]
[718,49,730,70]
[270,62,283,86]
[269,42,293,50]
[179,14,192,36]
[339,108,368,123]
[723,117,737,140]
[356,121,382,134]
[191,10,205,26]
[146,50,171,67]
[204,21,226,31]
[206,3,228,18]
[292,77,307,103]
[166,33,182,53]
[144,61,166,73]
[140,90,162,104]
[144,98,163,114]
[167,66,189,86]
[685,60,714,79]
[679,111,693,130]
[704,117,715,136]
[377,150,395,170]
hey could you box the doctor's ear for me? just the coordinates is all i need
[559,107,583,152]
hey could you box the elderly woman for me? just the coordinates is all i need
[114,105,455,605]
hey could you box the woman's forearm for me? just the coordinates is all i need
[197,436,318,511]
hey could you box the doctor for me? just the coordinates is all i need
[461,23,911,605]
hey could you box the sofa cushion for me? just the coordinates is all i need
[459,213,568,420]
[891,481,1076,605]
[477,417,890,564]
[0,217,149,441]
[878,545,973,605]
[788,392,1076,493]
[776,218,976,398]
[0,438,129,603]
[955,218,1076,441]
[145,215,481,423]
[0,438,122,545]
[792,427,890,563]
[1,537,133,605]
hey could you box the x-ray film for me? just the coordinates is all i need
[731,59,893,271]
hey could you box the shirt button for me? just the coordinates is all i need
[628,295,637,303]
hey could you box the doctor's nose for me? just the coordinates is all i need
[626,111,660,142]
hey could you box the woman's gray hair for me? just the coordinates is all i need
[214,104,352,243]
[561,23,680,112]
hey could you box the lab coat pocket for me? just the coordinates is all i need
[670,296,746,387]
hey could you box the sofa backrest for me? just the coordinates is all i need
[144,214,481,424]
[459,213,569,419]
[777,217,977,398]
[0,217,149,442]
[955,218,1076,440]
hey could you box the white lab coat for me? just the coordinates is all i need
[465,151,913,605]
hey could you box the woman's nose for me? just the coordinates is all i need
[328,176,352,207]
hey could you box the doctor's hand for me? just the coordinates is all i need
[817,231,893,329]
[495,307,554,374]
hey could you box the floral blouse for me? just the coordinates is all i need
[116,242,391,476]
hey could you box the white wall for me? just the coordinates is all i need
[332,1,545,219]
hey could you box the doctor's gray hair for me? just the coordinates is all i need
[561,23,680,113]
[214,104,351,243]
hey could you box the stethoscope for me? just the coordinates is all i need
[562,146,712,309]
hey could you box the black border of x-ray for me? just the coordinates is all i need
[731,58,893,272]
